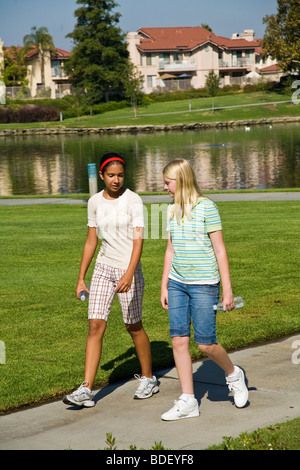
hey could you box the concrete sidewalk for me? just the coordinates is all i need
[1,192,300,205]
[0,334,300,450]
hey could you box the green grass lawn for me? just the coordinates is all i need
[0,200,299,415]
[0,91,298,129]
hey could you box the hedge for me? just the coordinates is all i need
[0,104,60,123]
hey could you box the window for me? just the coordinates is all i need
[147,75,156,88]
[146,54,156,66]
[173,53,183,63]
[159,53,170,64]
[51,60,63,77]
[245,50,254,64]
[232,51,243,66]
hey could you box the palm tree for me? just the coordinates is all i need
[23,26,55,85]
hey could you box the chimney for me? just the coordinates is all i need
[241,30,255,41]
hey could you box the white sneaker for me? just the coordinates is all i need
[133,374,159,399]
[161,396,199,421]
[63,382,95,408]
[226,366,248,408]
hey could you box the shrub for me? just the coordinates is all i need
[0,107,14,123]
[0,104,60,123]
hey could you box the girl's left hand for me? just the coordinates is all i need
[221,293,235,311]
[116,273,133,293]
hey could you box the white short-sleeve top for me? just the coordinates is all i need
[87,189,144,270]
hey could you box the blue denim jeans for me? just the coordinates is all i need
[168,279,220,345]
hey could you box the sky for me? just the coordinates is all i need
[0,0,278,51]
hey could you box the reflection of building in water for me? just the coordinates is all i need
[191,138,283,190]
[0,158,11,195]
[191,149,212,190]
[31,147,77,195]
[0,127,298,195]
[131,139,285,193]
[0,139,77,195]
[134,147,167,193]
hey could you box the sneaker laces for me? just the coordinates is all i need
[172,397,186,411]
[71,381,91,397]
[134,374,151,392]
[80,381,90,389]
[227,377,242,393]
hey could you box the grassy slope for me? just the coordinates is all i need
[0,91,298,129]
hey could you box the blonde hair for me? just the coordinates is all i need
[163,159,202,224]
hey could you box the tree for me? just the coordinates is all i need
[122,61,144,116]
[23,26,55,85]
[262,0,300,74]
[2,46,28,87]
[201,24,213,33]
[205,70,220,112]
[65,0,129,103]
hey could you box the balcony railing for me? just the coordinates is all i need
[51,71,69,79]
[219,59,253,68]
[158,61,196,71]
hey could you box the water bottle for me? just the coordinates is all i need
[79,290,89,301]
[213,296,244,311]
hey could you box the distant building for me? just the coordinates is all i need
[24,46,72,98]
[127,27,281,93]
[0,39,72,99]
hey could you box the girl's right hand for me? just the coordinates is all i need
[161,287,169,310]
[76,280,89,300]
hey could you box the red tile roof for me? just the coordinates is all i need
[25,46,72,58]
[137,27,262,52]
[52,48,72,58]
[3,46,72,59]
[260,64,281,73]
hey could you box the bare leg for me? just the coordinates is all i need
[126,321,152,378]
[172,336,194,395]
[84,319,107,389]
[198,343,234,375]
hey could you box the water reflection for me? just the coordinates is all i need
[0,123,299,195]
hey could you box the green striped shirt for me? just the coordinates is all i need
[167,197,222,284]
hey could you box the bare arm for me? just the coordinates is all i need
[209,230,235,311]
[76,226,98,299]
[116,227,143,293]
[160,233,174,309]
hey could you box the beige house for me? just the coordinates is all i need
[0,39,72,99]
[127,27,280,93]
[25,46,72,98]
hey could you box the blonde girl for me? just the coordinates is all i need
[160,159,248,420]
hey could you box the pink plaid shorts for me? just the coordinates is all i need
[88,263,144,324]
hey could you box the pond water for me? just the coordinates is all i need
[0,123,299,196]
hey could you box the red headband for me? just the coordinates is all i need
[100,157,125,172]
